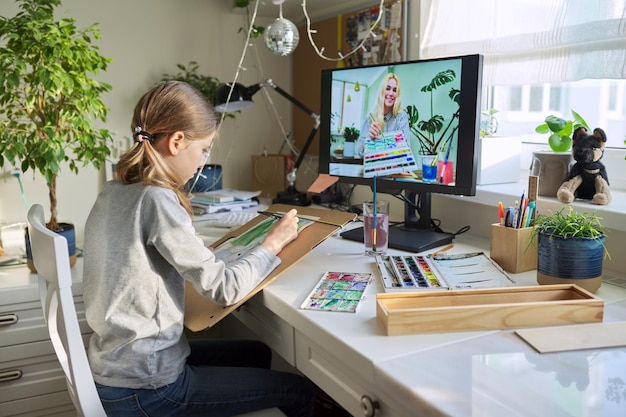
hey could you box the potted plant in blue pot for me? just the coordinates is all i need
[530,207,609,293]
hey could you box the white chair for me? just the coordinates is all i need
[28,204,285,417]
[28,204,107,417]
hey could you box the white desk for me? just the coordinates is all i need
[229,229,626,417]
[3,221,624,417]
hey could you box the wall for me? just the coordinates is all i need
[0,0,293,244]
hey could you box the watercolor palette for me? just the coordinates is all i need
[376,252,515,292]
[300,271,373,313]
[387,255,445,289]
[362,131,418,178]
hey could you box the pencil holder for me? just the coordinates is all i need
[490,224,538,273]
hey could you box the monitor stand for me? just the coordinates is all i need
[340,225,453,253]
[340,191,454,253]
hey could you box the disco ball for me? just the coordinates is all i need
[264,17,299,56]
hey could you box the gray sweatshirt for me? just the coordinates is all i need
[82,181,279,389]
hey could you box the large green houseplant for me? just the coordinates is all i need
[530,207,609,293]
[0,0,112,233]
[405,69,460,156]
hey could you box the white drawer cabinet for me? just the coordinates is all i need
[294,330,407,417]
[228,292,406,417]
[0,264,89,417]
[230,294,296,366]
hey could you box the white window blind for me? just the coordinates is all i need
[419,0,626,86]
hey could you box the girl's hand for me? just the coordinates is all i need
[261,209,299,255]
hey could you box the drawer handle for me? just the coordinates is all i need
[0,313,18,326]
[0,369,23,383]
[361,395,380,417]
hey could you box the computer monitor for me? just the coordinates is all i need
[318,54,483,253]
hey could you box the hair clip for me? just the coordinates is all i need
[133,126,153,143]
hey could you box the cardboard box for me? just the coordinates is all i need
[376,284,604,335]
[490,223,537,273]
[251,154,288,200]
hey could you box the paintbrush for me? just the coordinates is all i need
[257,211,346,228]
[372,175,377,252]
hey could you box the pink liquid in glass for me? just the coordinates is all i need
[363,213,389,255]
[436,160,454,184]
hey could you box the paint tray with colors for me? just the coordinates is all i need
[362,131,418,177]
[376,252,515,292]
[387,255,446,290]
[300,271,373,313]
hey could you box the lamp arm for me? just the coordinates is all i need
[259,79,320,171]
[253,79,320,205]
[293,124,319,170]
[262,79,318,121]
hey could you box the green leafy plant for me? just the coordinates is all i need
[160,61,234,120]
[0,0,112,231]
[343,126,360,142]
[406,69,460,155]
[534,110,589,153]
[530,207,609,257]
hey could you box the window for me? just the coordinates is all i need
[330,80,365,135]
[490,80,626,149]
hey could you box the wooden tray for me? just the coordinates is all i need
[376,284,604,335]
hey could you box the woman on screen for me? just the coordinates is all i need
[357,73,410,157]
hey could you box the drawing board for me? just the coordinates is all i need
[184,204,357,331]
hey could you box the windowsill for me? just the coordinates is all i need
[444,169,626,232]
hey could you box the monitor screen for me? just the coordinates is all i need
[319,54,483,252]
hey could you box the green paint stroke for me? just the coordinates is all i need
[230,217,312,247]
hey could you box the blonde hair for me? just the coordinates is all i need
[371,73,402,129]
[116,81,218,215]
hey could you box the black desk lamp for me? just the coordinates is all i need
[214,79,320,206]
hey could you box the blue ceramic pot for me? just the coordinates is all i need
[186,164,222,192]
[25,222,77,272]
[537,233,605,293]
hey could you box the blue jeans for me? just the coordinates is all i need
[96,339,316,417]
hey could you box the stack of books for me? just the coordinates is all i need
[191,189,260,214]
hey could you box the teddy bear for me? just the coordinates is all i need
[557,126,611,205]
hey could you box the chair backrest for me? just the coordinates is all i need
[27,204,107,417]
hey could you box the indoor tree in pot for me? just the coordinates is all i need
[530,207,609,293]
[531,110,589,197]
[0,0,112,270]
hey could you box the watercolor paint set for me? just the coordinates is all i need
[300,271,374,313]
[377,254,446,290]
[362,131,418,178]
[375,252,514,292]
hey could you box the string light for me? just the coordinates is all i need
[302,0,386,62]
[195,0,388,195]
[259,0,387,61]
[187,0,262,195]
